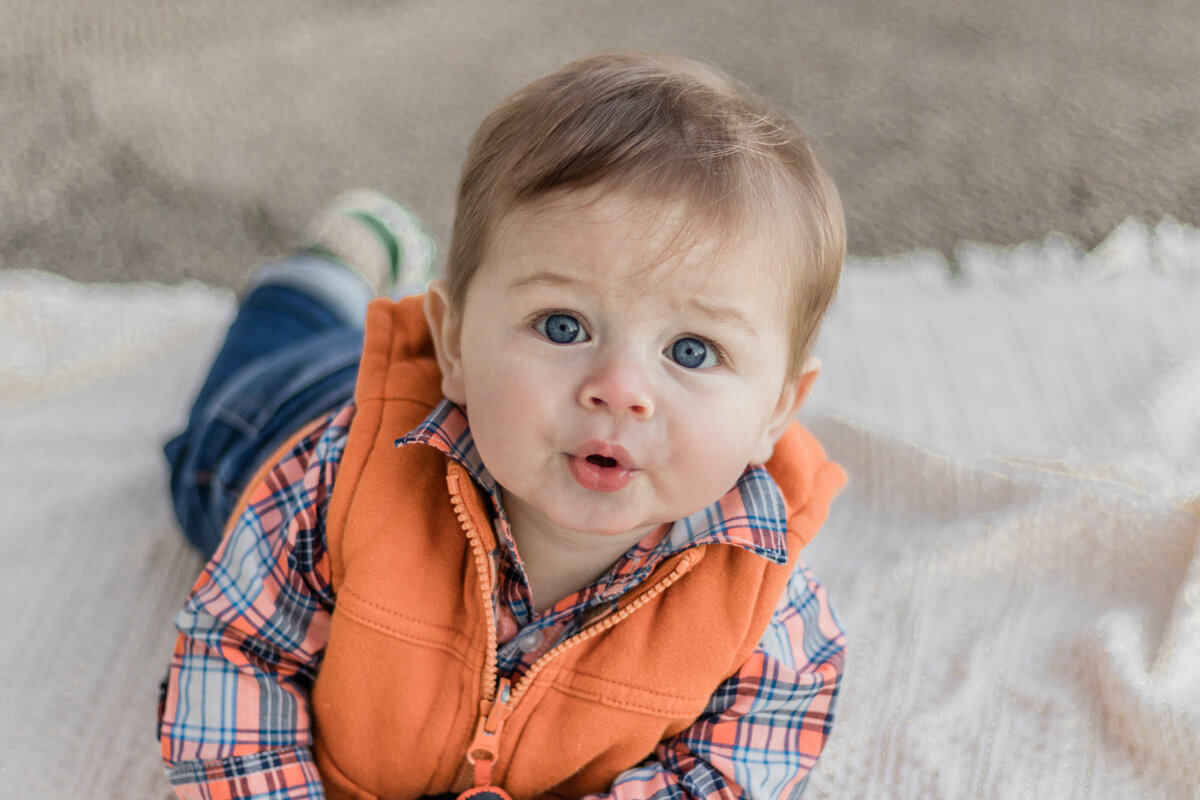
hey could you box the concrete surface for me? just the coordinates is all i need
[2,0,1198,288]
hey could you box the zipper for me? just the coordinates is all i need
[465,677,513,786]
[445,465,697,790]
[447,469,500,706]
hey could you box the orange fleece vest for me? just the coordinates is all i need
[312,295,846,800]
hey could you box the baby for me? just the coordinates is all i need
[159,51,848,800]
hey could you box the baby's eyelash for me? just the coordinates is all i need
[526,309,586,328]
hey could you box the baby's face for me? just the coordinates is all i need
[431,188,807,546]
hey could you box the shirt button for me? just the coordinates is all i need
[517,630,544,653]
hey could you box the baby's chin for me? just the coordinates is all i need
[509,495,667,543]
[543,509,666,541]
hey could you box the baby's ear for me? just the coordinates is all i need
[424,280,467,404]
[749,356,822,465]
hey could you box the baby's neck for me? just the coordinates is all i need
[505,511,660,616]
[520,544,627,615]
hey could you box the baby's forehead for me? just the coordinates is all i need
[490,186,791,285]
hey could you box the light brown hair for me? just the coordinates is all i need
[445,51,845,379]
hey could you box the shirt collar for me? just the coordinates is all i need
[395,398,789,565]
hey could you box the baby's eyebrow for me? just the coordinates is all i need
[685,298,757,338]
[507,271,582,293]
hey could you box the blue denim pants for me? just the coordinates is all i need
[164,253,371,556]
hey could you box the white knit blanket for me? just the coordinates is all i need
[3,220,1198,799]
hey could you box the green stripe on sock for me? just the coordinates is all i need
[347,210,401,286]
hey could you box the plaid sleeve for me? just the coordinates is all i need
[158,405,354,800]
[591,559,845,800]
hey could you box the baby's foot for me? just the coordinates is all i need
[305,189,437,295]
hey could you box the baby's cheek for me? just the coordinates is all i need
[680,431,750,483]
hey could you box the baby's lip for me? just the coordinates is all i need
[571,440,636,470]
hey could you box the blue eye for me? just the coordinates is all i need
[535,313,587,344]
[670,337,717,369]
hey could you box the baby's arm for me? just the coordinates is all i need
[158,407,351,800]
[589,560,845,800]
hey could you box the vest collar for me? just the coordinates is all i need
[395,399,789,566]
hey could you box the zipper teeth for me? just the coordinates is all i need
[509,551,694,706]
[447,471,500,704]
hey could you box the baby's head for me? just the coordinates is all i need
[425,52,845,543]
[440,51,844,383]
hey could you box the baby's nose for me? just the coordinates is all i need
[579,358,654,420]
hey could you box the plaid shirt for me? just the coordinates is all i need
[159,400,845,800]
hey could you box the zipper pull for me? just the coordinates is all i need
[464,678,513,790]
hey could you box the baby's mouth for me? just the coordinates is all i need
[567,445,636,492]
[571,440,635,470]
[586,454,619,468]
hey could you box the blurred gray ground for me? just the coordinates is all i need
[1,0,1198,289]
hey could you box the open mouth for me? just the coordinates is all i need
[569,442,635,492]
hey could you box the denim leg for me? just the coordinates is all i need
[164,253,369,556]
